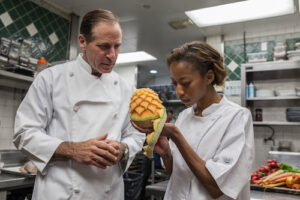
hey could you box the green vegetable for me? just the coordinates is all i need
[259,172,266,177]
[280,163,300,173]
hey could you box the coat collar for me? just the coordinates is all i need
[192,95,226,117]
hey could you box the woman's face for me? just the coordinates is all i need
[169,61,210,107]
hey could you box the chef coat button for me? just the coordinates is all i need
[114,80,118,85]
[69,72,74,77]
[74,188,80,193]
[105,188,110,193]
[113,113,118,118]
[73,106,79,112]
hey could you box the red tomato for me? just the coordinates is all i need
[267,159,272,163]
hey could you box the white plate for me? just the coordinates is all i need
[0,166,36,177]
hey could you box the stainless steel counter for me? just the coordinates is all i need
[146,180,300,200]
[0,172,34,191]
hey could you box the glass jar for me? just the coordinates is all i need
[255,108,263,121]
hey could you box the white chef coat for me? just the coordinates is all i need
[13,54,145,200]
[164,96,254,200]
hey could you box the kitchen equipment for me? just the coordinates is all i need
[273,41,287,61]
[276,89,296,96]
[295,42,300,50]
[286,108,300,122]
[278,141,292,151]
[296,87,300,96]
[255,108,263,121]
[247,52,268,63]
[0,37,11,57]
[287,50,300,61]
[19,39,32,58]
[19,56,29,68]
[256,89,274,97]
[28,57,37,71]
[8,41,20,65]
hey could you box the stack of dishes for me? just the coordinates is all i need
[286,108,300,122]
[287,50,300,61]
[276,89,296,96]
[256,89,274,97]
[273,42,287,61]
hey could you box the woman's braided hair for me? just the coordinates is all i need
[167,41,227,86]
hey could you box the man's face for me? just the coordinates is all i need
[79,22,122,75]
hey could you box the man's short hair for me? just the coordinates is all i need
[80,9,120,43]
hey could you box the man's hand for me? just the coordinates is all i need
[105,140,127,163]
[53,134,120,169]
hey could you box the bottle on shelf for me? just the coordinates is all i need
[248,82,256,98]
[34,57,48,77]
[246,83,249,98]
[255,108,263,121]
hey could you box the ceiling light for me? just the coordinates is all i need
[116,51,157,65]
[185,0,295,28]
[150,70,157,74]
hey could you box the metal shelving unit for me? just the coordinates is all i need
[241,60,300,126]
[0,69,33,89]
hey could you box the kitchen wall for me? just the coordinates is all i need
[0,0,71,62]
[0,0,71,150]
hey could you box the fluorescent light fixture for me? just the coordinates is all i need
[185,0,295,27]
[150,70,157,74]
[116,51,157,65]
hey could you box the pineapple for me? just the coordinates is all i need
[130,88,167,158]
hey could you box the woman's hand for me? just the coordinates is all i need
[154,136,170,156]
[161,122,180,139]
[131,120,153,134]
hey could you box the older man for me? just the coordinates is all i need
[14,9,145,200]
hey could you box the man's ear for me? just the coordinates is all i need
[78,34,87,51]
[206,69,215,85]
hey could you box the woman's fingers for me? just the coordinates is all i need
[131,121,154,134]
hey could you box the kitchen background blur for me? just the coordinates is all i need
[0,0,300,199]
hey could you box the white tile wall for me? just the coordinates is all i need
[0,86,25,150]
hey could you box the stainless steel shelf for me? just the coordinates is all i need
[243,60,300,72]
[0,69,33,89]
[247,96,300,101]
[0,69,33,82]
[253,121,300,126]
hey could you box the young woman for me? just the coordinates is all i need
[152,41,254,199]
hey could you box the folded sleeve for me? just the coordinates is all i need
[205,109,255,199]
[13,71,63,175]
